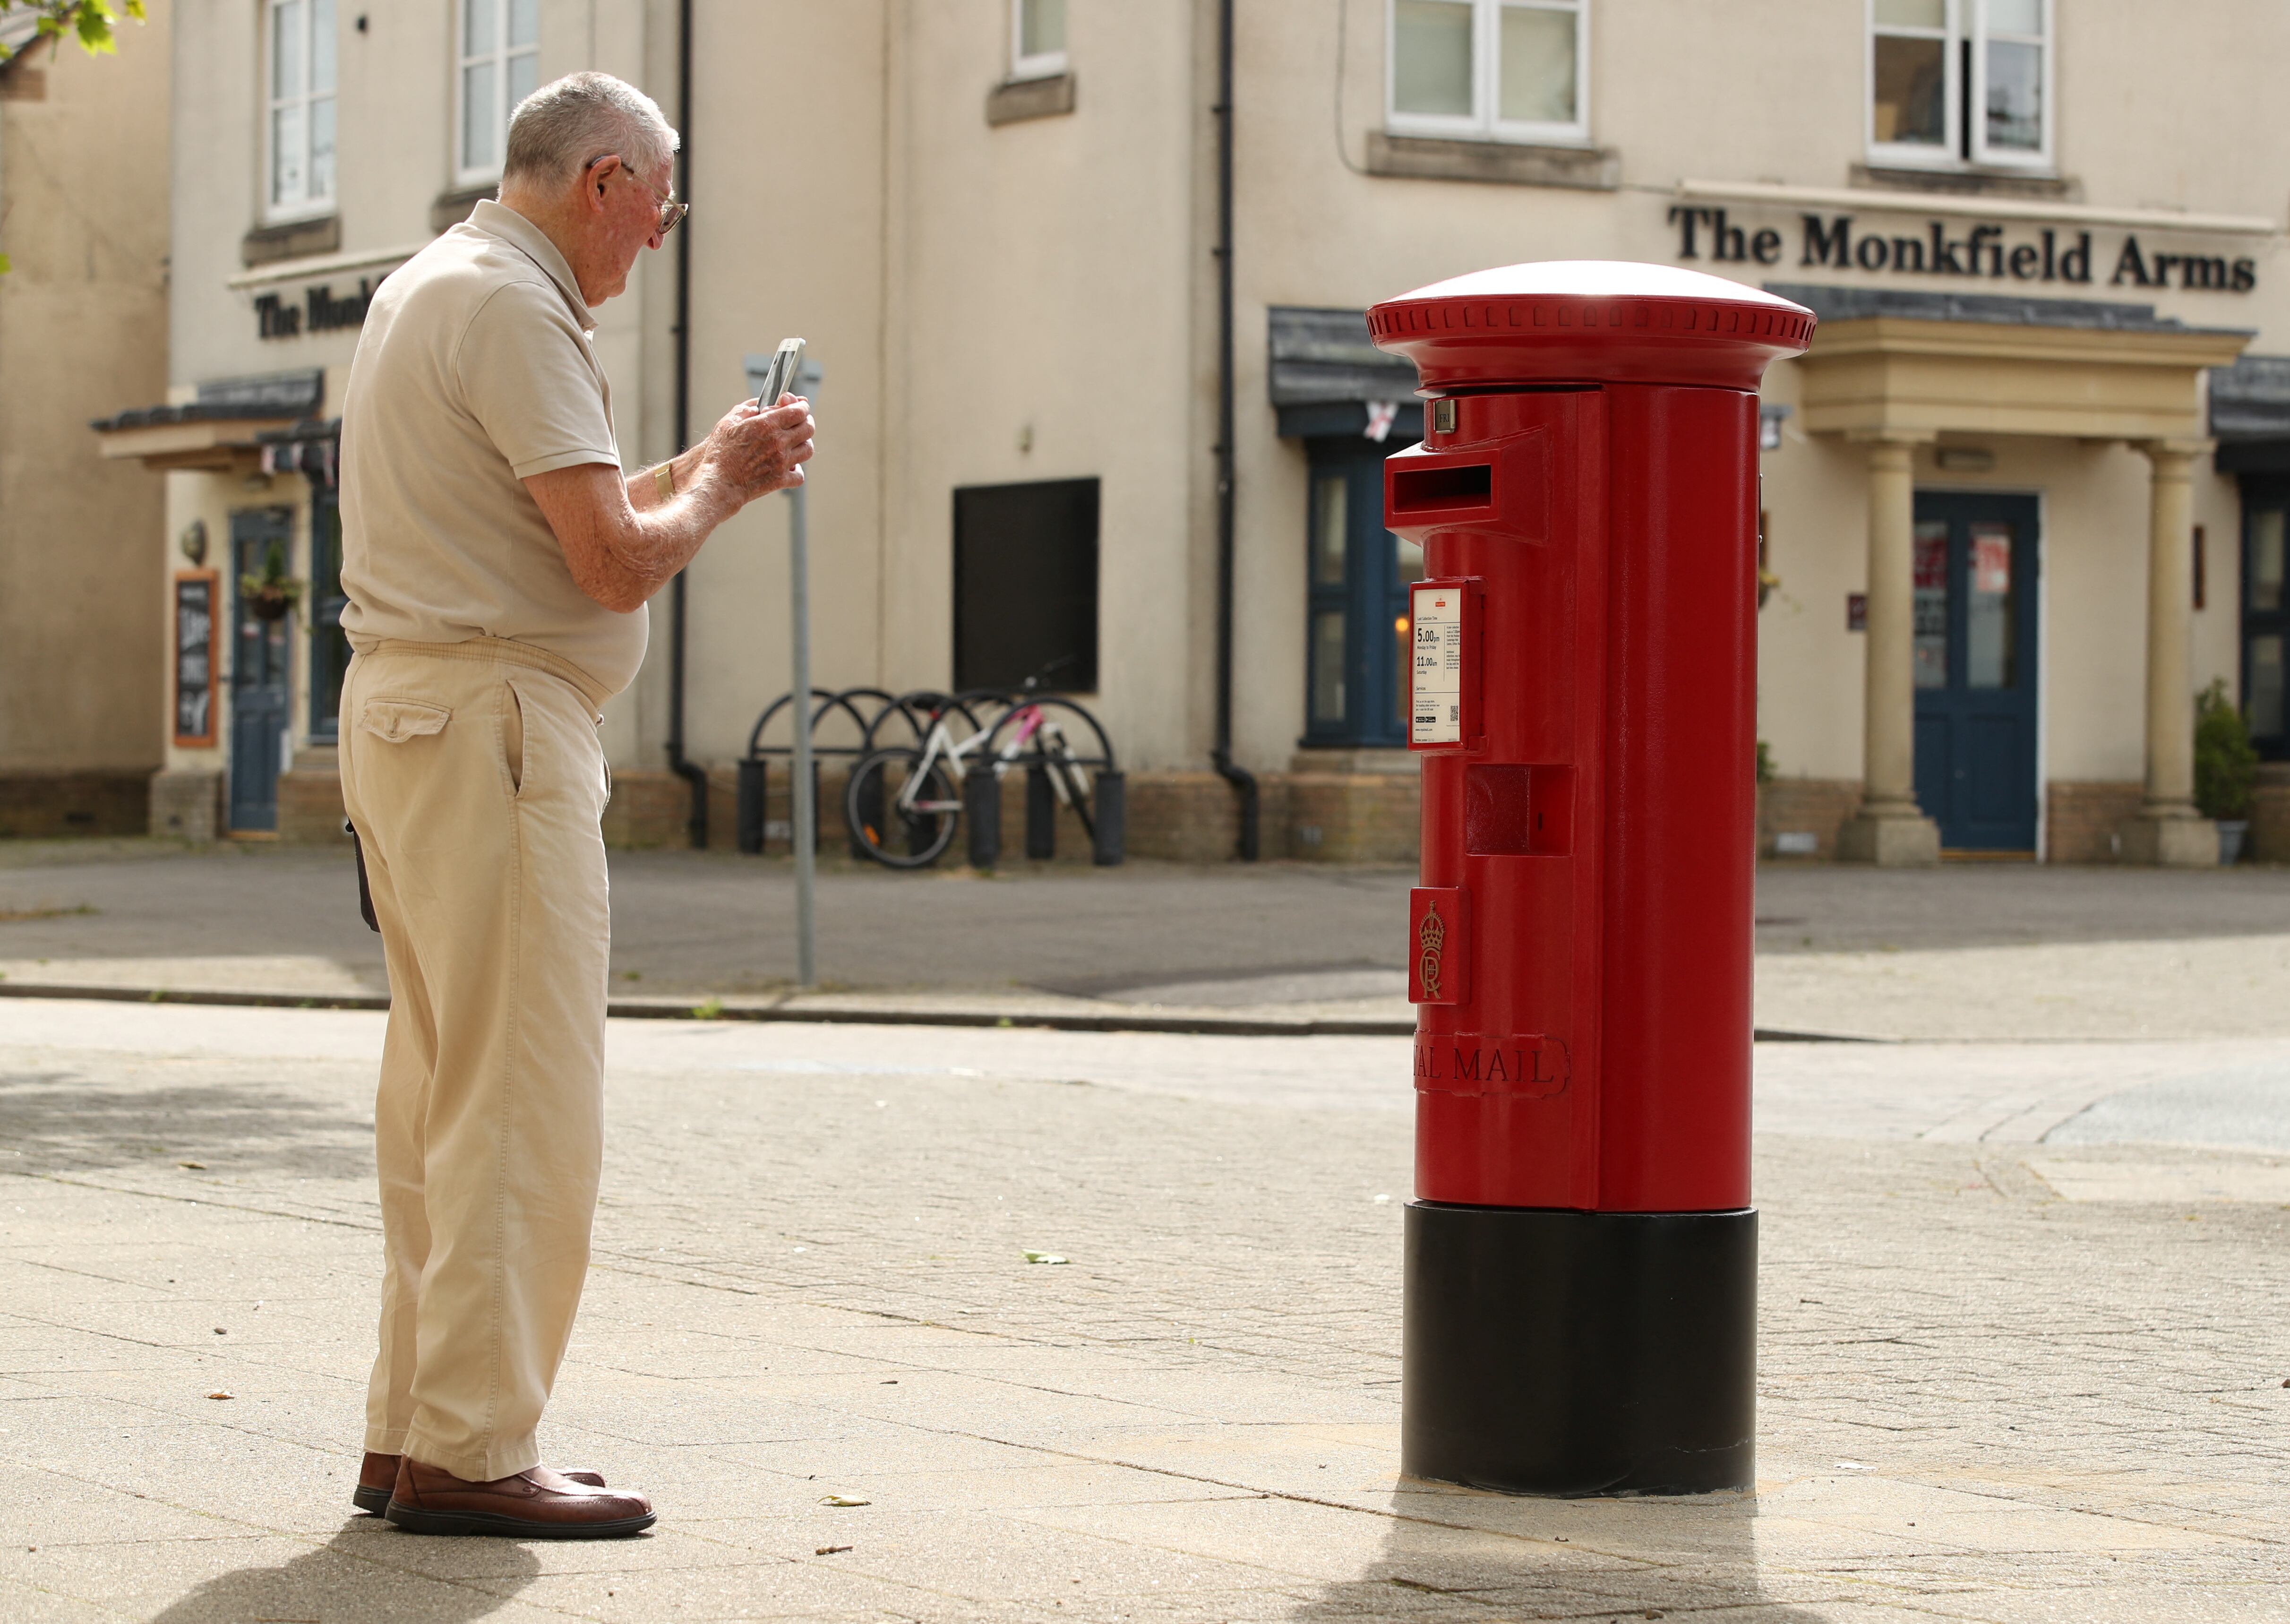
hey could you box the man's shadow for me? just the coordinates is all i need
[1283,1482,1831,1621]
[149,1521,540,1623]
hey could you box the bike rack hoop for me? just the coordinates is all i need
[745,687,897,761]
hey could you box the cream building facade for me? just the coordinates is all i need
[1,6,172,836]
[94,0,2290,864]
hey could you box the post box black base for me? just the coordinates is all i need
[1403,1201,1756,1497]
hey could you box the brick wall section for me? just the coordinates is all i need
[2045,781,2143,863]
[276,769,351,842]
[1758,778,1862,859]
[2250,767,2290,864]
[1284,773,1419,863]
[600,769,689,849]
[148,770,223,841]
[1123,772,1248,863]
[0,772,149,839]
[239,760,2275,868]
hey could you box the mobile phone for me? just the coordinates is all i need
[754,337,806,410]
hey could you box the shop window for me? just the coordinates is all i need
[266,0,337,218]
[1010,0,1066,81]
[458,0,539,185]
[1304,438,1425,749]
[1388,0,1587,147]
[2246,501,2288,759]
[952,479,1098,693]
[1870,0,2051,172]
[309,487,350,743]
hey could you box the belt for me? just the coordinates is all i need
[361,636,610,715]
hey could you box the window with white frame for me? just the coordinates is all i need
[1010,0,1066,81]
[1387,0,1587,146]
[1870,0,2050,170]
[459,0,539,184]
[266,0,337,217]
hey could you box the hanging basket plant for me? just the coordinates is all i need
[239,540,305,623]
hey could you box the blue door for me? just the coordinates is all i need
[1302,438,1424,748]
[229,508,293,832]
[1912,492,2040,851]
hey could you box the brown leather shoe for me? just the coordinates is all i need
[353,1452,607,1516]
[384,1456,654,1538]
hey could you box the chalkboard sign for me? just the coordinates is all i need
[173,571,218,747]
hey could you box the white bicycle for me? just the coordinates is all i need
[845,680,1101,869]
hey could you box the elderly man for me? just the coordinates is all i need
[335,72,811,1538]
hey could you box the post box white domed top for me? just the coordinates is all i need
[1370,259,1814,393]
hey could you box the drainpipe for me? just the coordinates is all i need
[664,0,709,847]
[1210,0,1259,860]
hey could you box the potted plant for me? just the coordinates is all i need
[238,540,305,623]
[2195,679,2258,863]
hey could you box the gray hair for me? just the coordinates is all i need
[503,71,678,191]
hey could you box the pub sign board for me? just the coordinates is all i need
[1670,206,2258,294]
[174,570,218,747]
[256,277,377,340]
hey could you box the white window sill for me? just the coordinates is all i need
[1386,121,1592,151]
[260,204,338,229]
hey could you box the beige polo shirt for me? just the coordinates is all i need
[340,199,644,694]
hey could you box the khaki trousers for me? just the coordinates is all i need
[339,637,613,1482]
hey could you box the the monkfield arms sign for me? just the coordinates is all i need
[1669,206,2257,294]
[255,278,377,340]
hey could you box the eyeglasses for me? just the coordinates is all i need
[587,154,688,237]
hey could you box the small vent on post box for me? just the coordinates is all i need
[1465,765,1574,856]
[1390,462,1493,516]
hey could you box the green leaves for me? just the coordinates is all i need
[0,1,148,63]
[0,4,145,275]
[2194,679,2259,823]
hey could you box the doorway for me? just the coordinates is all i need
[1911,491,2041,852]
[1302,437,1423,748]
[2239,482,2287,759]
[229,508,293,833]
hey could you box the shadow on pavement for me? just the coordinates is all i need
[0,1067,370,1178]
[1284,1487,1828,1621]
[149,1526,540,1622]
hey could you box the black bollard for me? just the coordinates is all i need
[1091,769,1125,867]
[736,759,768,855]
[964,761,1001,870]
[1025,764,1056,860]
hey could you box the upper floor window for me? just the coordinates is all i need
[267,0,337,217]
[1870,0,2050,171]
[1387,0,1587,146]
[459,0,539,184]
[1011,0,1066,81]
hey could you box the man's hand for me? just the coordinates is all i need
[525,394,818,613]
[696,394,815,502]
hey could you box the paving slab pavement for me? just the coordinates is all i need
[3,998,2290,1620]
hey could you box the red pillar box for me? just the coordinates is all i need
[1372,263,1813,1496]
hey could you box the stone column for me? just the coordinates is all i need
[1837,432,1941,865]
[2119,439,2218,867]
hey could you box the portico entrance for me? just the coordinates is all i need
[1787,284,2251,865]
[1913,491,2040,851]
